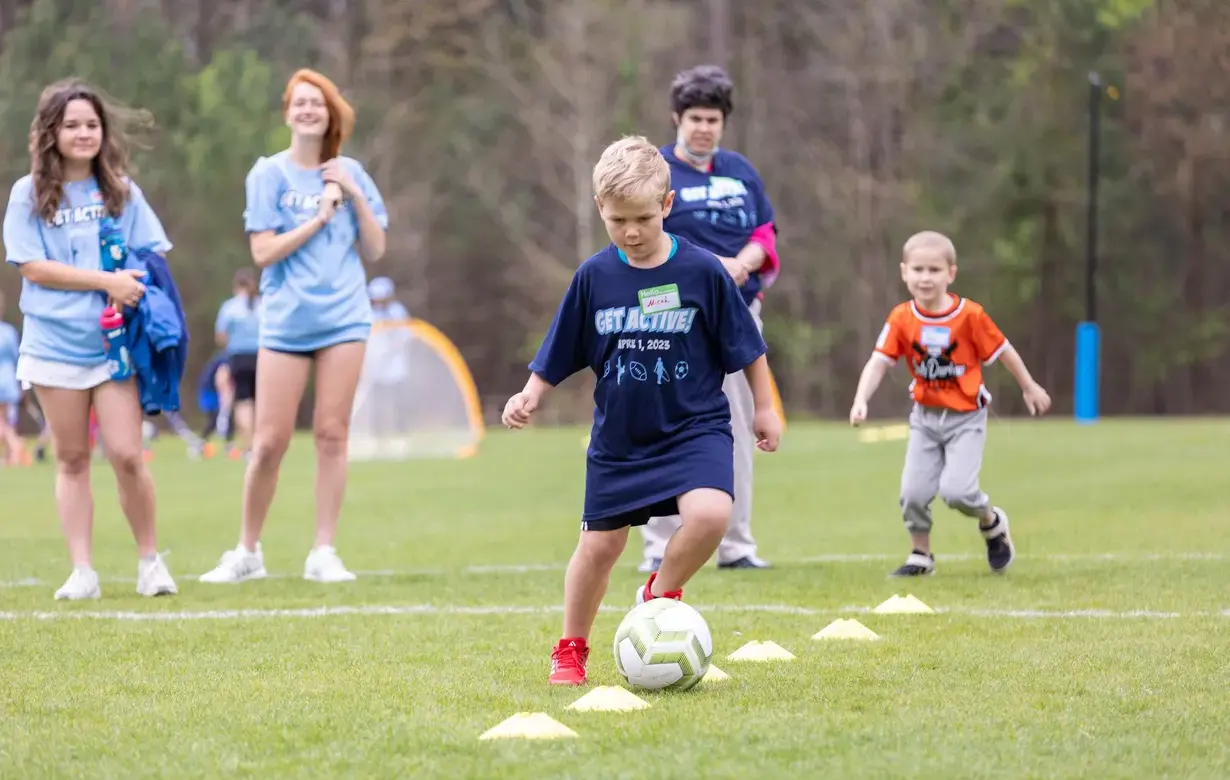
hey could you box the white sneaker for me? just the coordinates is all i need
[54,567,101,600]
[304,545,357,583]
[199,544,267,583]
[137,554,178,597]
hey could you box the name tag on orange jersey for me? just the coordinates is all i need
[919,325,951,350]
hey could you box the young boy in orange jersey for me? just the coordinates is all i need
[849,231,1051,576]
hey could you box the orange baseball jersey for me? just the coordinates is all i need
[872,297,1009,412]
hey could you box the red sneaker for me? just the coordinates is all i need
[549,638,589,685]
[636,571,683,605]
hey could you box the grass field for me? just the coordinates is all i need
[1,418,1228,779]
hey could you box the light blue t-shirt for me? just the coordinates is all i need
[3,175,172,365]
[215,294,261,356]
[243,151,389,352]
[0,321,19,403]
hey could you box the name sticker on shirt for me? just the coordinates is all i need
[919,325,951,348]
[638,284,681,316]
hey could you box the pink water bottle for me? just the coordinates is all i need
[100,306,132,380]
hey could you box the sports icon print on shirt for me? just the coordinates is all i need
[596,285,696,388]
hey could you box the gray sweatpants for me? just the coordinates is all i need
[640,299,762,564]
[900,404,991,534]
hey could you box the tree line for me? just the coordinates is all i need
[0,0,1226,424]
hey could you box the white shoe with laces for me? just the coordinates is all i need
[199,544,267,584]
[54,567,101,600]
[304,545,357,583]
[137,553,178,597]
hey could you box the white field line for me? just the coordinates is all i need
[0,602,1223,623]
[798,552,1229,563]
[1,551,1225,589]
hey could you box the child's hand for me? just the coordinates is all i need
[753,407,782,452]
[501,392,539,429]
[1023,382,1051,416]
[849,399,868,426]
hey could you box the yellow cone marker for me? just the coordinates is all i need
[726,640,795,661]
[873,594,935,614]
[479,712,578,740]
[566,686,650,712]
[811,618,882,641]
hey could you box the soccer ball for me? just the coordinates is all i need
[613,599,713,691]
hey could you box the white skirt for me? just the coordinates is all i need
[16,355,113,391]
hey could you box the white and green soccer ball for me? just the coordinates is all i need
[613,599,713,691]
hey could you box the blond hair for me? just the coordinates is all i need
[903,230,957,266]
[592,136,671,203]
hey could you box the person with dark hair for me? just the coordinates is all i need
[213,267,260,458]
[200,68,388,585]
[2,78,177,599]
[639,64,782,573]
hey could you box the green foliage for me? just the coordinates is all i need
[1096,0,1155,29]
[0,0,1224,416]
[0,0,287,373]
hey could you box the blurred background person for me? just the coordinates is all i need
[213,267,261,459]
[639,65,782,573]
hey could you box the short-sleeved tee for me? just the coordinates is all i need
[529,234,767,521]
[873,296,1009,411]
[661,146,776,307]
[243,151,388,352]
[0,321,19,403]
[214,294,261,356]
[3,175,172,365]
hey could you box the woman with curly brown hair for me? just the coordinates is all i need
[200,68,388,585]
[2,78,178,600]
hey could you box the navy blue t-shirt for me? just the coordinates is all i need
[661,146,777,306]
[530,235,767,522]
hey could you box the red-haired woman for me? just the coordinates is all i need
[2,79,177,600]
[200,69,388,585]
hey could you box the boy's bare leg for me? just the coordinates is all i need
[652,488,731,596]
[562,527,629,639]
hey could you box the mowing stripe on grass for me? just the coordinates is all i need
[1,550,1225,589]
[0,603,1222,622]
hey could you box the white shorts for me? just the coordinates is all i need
[16,355,112,391]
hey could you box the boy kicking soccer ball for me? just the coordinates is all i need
[501,136,782,686]
[849,230,1051,577]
